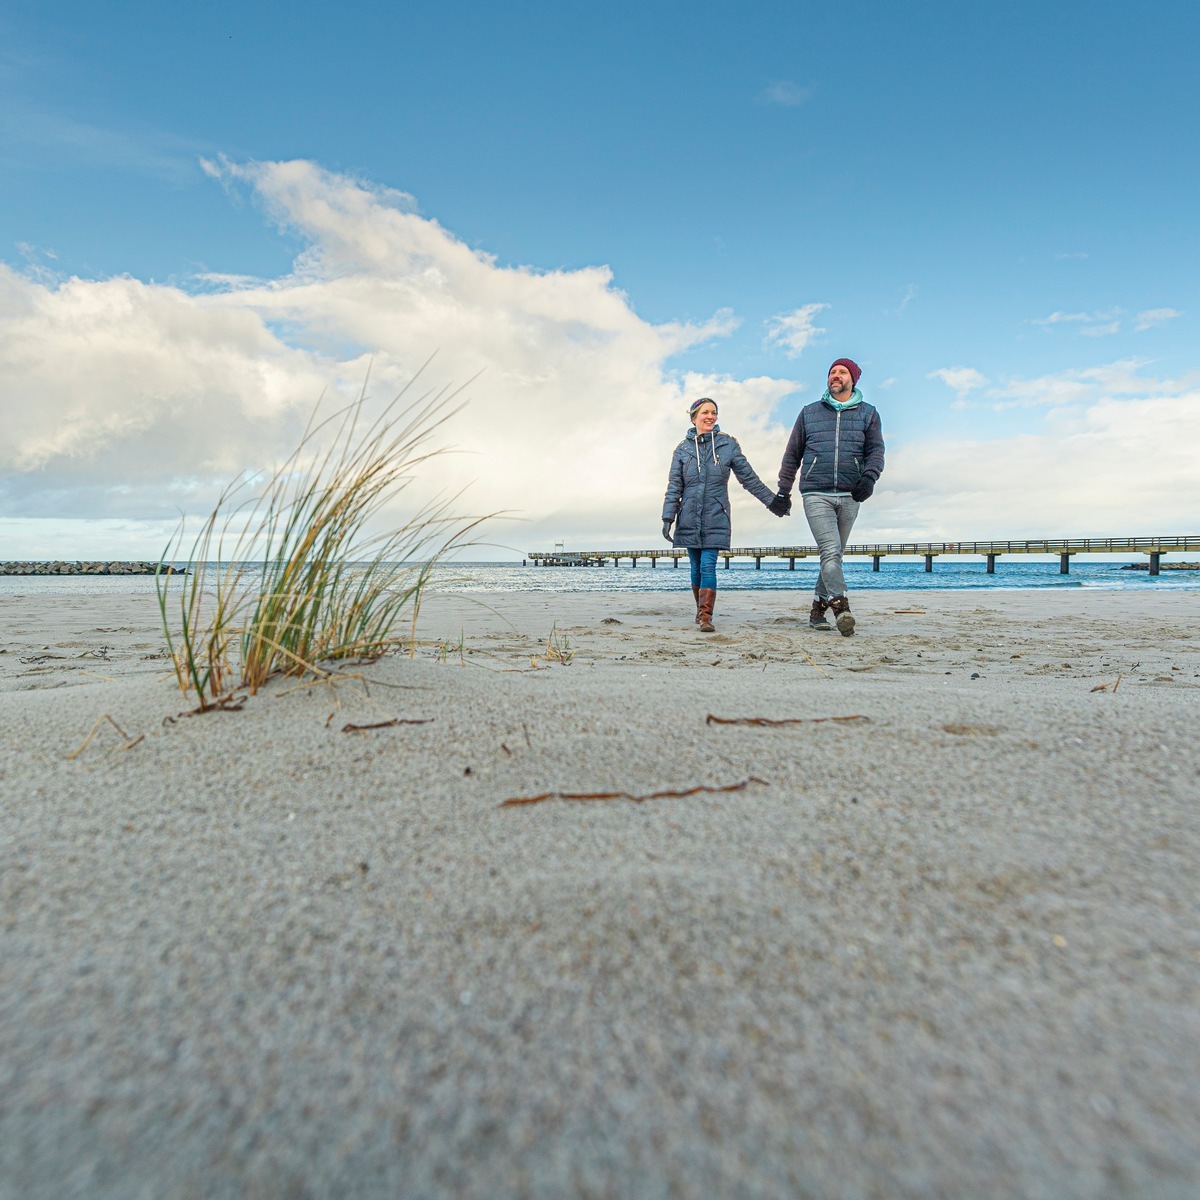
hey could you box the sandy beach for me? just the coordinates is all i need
[1,584,1198,1198]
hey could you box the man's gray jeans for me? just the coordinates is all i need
[802,493,860,600]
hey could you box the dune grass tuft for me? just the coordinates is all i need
[157,372,482,710]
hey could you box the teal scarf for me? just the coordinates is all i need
[822,387,863,412]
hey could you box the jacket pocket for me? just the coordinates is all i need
[803,454,818,478]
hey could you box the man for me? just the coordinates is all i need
[768,357,884,635]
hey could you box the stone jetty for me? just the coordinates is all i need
[0,561,185,576]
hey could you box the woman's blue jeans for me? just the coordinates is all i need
[688,547,719,591]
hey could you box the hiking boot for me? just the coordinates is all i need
[829,595,855,637]
[692,584,701,624]
[697,587,716,633]
[808,597,833,631]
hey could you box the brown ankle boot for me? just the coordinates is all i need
[697,588,716,633]
[829,595,855,637]
[808,597,832,631]
[692,585,701,624]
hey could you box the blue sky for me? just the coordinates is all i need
[1,0,1198,558]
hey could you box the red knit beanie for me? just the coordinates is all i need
[829,358,861,386]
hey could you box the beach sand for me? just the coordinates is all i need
[1,586,1198,1198]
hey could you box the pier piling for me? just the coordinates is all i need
[526,536,1200,573]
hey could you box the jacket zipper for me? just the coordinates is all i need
[833,410,842,491]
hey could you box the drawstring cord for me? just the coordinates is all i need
[693,429,720,471]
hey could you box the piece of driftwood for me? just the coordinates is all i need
[340,718,433,733]
[705,714,869,727]
[500,776,768,808]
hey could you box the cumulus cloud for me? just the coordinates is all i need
[928,367,988,398]
[0,159,799,557]
[872,383,1200,540]
[979,358,1187,410]
[764,303,828,358]
[3,161,1197,558]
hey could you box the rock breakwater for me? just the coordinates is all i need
[1120,561,1200,571]
[0,561,185,576]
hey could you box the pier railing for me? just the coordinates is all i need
[526,535,1200,576]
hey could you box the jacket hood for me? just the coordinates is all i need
[820,387,864,412]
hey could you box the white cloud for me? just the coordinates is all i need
[759,81,813,106]
[1,101,201,182]
[0,159,797,556]
[978,358,1188,410]
[1079,320,1122,337]
[2,161,1197,558]
[1135,307,1182,332]
[1033,305,1181,338]
[764,303,828,358]
[1034,308,1124,336]
[1035,311,1092,325]
[871,384,1200,540]
[928,366,988,398]
[891,284,918,316]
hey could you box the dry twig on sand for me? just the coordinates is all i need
[706,713,868,727]
[67,713,144,760]
[796,645,831,678]
[340,718,433,733]
[500,776,768,808]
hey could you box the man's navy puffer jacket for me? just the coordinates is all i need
[777,396,885,495]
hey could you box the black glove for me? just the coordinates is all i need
[767,492,792,517]
[850,475,875,503]
[662,519,674,543]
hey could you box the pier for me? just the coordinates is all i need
[526,536,1200,577]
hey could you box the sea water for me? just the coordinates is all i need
[2,558,1196,596]
[434,559,1200,594]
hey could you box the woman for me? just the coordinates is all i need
[661,397,778,632]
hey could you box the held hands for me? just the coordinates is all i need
[662,519,674,543]
[767,492,792,517]
[850,476,875,503]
